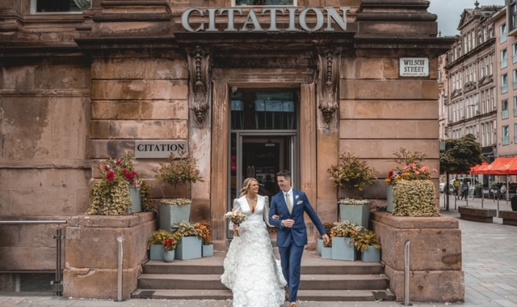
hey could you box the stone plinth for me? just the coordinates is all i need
[63,212,156,299]
[371,212,464,303]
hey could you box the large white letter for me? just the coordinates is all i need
[324,7,348,31]
[286,7,301,32]
[206,8,218,32]
[181,8,205,32]
[219,8,243,32]
[262,7,286,32]
[241,9,263,32]
[299,8,324,32]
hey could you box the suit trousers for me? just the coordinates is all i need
[279,243,304,303]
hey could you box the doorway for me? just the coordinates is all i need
[228,89,299,210]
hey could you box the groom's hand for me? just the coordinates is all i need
[322,234,330,245]
[282,219,295,228]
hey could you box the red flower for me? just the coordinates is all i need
[107,170,115,182]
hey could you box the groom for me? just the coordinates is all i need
[269,170,330,307]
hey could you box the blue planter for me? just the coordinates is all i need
[331,237,357,261]
[175,236,202,260]
[361,246,381,262]
[317,238,323,255]
[202,244,214,257]
[339,203,370,228]
[129,187,142,213]
[387,186,394,213]
[159,202,191,231]
[321,247,332,259]
[163,250,175,262]
[149,244,164,261]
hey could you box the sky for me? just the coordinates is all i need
[428,0,505,37]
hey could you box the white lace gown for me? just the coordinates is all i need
[221,195,287,307]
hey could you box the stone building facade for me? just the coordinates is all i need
[0,0,460,302]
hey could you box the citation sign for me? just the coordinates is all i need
[399,57,429,77]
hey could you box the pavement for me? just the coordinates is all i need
[1,195,517,307]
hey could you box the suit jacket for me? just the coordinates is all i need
[269,189,326,247]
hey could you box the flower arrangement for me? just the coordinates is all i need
[224,210,247,237]
[385,148,437,185]
[171,221,200,239]
[327,152,377,192]
[195,220,212,245]
[330,221,364,238]
[154,152,203,199]
[323,222,334,247]
[352,230,381,252]
[148,229,174,248]
[163,238,177,252]
[88,151,147,215]
[338,198,370,206]
[160,198,192,206]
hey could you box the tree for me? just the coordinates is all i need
[440,134,483,210]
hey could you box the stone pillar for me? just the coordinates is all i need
[63,212,156,299]
[371,212,464,302]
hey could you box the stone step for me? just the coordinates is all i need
[137,273,389,291]
[131,289,395,302]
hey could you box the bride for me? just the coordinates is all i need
[221,177,287,307]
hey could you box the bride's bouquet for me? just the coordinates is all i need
[224,210,247,237]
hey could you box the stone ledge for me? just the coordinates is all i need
[67,212,155,228]
[458,206,496,223]
[371,211,459,229]
[499,210,517,226]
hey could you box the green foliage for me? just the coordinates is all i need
[330,221,364,238]
[327,152,377,192]
[140,181,153,212]
[154,155,204,186]
[391,148,426,166]
[148,229,174,247]
[353,230,381,252]
[323,222,334,247]
[440,134,483,175]
[392,180,440,217]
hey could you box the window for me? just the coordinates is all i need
[501,23,508,43]
[502,49,508,69]
[514,96,517,117]
[514,70,517,90]
[511,1,517,31]
[502,99,509,119]
[32,0,91,13]
[234,0,295,5]
[503,125,510,145]
[502,74,509,94]
[513,44,517,63]
[514,124,517,144]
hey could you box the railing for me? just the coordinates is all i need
[0,219,67,296]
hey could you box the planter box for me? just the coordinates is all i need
[387,185,394,212]
[361,246,381,262]
[321,246,332,259]
[129,187,142,213]
[159,202,191,231]
[163,250,175,262]
[331,237,357,261]
[202,244,214,257]
[149,244,164,261]
[317,238,323,255]
[339,203,371,228]
[175,236,202,260]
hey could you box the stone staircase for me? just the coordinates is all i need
[132,250,395,302]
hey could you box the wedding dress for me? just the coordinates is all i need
[221,195,287,307]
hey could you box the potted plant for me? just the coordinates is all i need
[171,221,203,260]
[320,222,334,259]
[329,221,363,261]
[88,152,150,215]
[385,148,439,216]
[196,220,213,257]
[148,229,174,261]
[353,229,381,262]
[154,153,204,230]
[163,237,178,262]
[327,152,377,226]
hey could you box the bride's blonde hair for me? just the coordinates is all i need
[239,178,258,197]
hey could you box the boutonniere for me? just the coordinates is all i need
[296,200,303,205]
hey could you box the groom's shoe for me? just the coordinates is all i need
[289,303,297,307]
[284,287,290,301]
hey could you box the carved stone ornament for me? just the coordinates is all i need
[317,50,341,128]
[187,46,212,124]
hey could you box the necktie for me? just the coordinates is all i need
[286,192,293,214]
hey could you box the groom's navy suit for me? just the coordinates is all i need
[269,189,326,303]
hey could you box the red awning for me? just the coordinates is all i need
[470,157,517,175]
